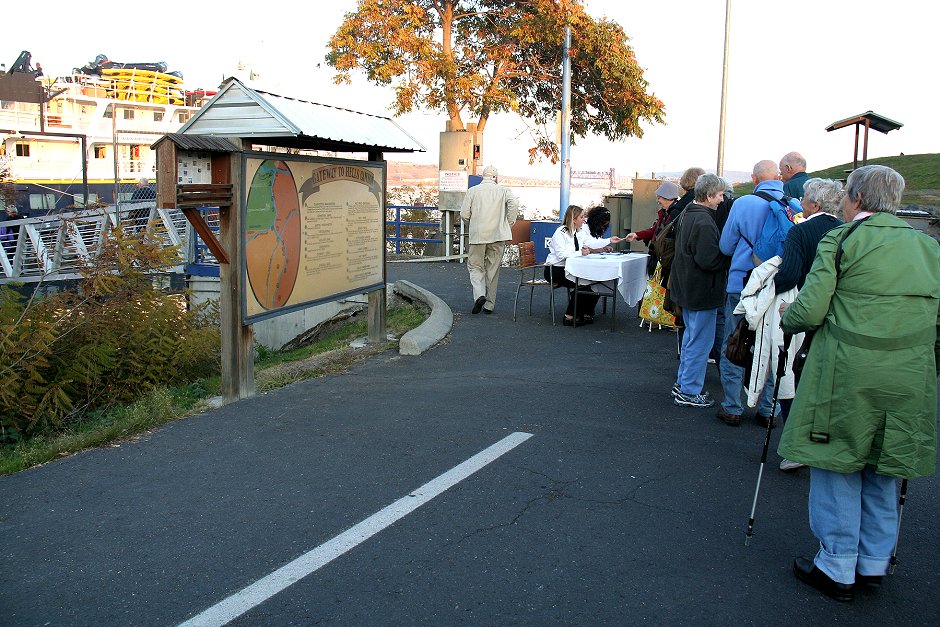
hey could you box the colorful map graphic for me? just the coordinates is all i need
[246,160,301,310]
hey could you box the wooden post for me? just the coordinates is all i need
[155,141,177,208]
[218,141,255,401]
[368,149,387,343]
[368,290,386,343]
[862,119,871,165]
[853,124,860,171]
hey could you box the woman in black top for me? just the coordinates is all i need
[775,178,844,293]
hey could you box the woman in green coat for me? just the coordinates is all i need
[777,165,940,602]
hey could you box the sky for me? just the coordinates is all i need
[5,0,937,181]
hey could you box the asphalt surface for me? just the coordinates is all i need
[2,260,938,626]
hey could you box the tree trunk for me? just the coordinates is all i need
[439,1,464,130]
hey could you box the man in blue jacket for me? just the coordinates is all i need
[716,160,786,426]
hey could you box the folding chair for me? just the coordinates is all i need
[512,241,567,325]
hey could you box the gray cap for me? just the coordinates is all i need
[482,165,498,178]
[655,181,680,200]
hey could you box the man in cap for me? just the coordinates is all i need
[460,165,519,314]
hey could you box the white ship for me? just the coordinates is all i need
[0,51,214,216]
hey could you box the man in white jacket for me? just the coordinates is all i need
[460,166,519,314]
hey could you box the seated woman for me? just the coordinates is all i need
[579,206,625,252]
[545,205,600,326]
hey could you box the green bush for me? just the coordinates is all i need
[0,225,220,442]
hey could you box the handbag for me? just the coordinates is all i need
[791,330,814,379]
[639,262,677,327]
[725,316,756,368]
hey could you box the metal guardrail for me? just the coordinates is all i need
[385,205,443,255]
[0,203,460,283]
[0,202,195,283]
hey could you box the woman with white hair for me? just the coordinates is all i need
[778,165,940,602]
[774,178,844,294]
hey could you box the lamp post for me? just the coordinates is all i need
[559,26,572,215]
[717,0,731,177]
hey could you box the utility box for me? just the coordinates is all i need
[629,179,664,252]
[604,192,632,250]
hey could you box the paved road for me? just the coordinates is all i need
[2,261,938,625]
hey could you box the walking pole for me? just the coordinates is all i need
[745,334,792,546]
[888,479,909,574]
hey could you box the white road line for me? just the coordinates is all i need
[178,431,534,627]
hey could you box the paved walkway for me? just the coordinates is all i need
[1,260,937,625]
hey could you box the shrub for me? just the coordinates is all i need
[0,225,220,442]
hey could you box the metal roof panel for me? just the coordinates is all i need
[150,133,241,152]
[178,78,425,154]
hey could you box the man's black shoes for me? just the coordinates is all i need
[792,557,854,602]
[471,296,486,314]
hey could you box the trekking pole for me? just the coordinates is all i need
[745,334,792,546]
[888,479,909,574]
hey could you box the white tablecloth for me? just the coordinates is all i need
[564,252,648,306]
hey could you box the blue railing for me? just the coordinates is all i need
[385,205,443,255]
[0,204,454,283]
[186,208,221,277]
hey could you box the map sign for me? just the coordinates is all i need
[242,154,386,322]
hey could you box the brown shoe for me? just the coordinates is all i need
[718,408,742,426]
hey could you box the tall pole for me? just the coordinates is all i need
[559,26,572,216]
[717,0,731,177]
[112,104,120,224]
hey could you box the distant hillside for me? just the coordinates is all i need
[388,162,439,187]
[734,153,939,209]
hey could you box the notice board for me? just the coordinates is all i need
[241,153,386,323]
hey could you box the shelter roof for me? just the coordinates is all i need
[176,77,426,154]
[826,111,903,134]
[150,133,241,152]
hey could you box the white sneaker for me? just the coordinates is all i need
[779,458,807,472]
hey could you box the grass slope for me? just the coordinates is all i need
[734,153,940,208]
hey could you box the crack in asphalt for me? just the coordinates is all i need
[449,466,689,544]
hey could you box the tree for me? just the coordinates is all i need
[327,0,665,164]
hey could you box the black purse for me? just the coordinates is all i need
[725,316,756,368]
[791,330,814,380]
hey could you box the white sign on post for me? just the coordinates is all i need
[438,170,469,192]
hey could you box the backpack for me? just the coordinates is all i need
[743,190,800,265]
[652,206,689,286]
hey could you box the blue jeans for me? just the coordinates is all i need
[718,292,778,416]
[809,466,898,584]
[677,307,717,395]
[711,292,727,359]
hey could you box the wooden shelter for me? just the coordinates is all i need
[826,111,902,171]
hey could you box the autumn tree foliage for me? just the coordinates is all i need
[327,0,665,163]
[0,226,220,442]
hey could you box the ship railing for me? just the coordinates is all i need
[0,202,194,283]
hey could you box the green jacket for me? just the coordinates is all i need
[777,212,940,477]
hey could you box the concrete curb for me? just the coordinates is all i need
[392,279,453,355]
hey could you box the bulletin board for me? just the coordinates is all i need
[241,153,386,323]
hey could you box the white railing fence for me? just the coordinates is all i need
[0,202,195,282]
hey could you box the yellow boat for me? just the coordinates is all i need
[100,67,182,84]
